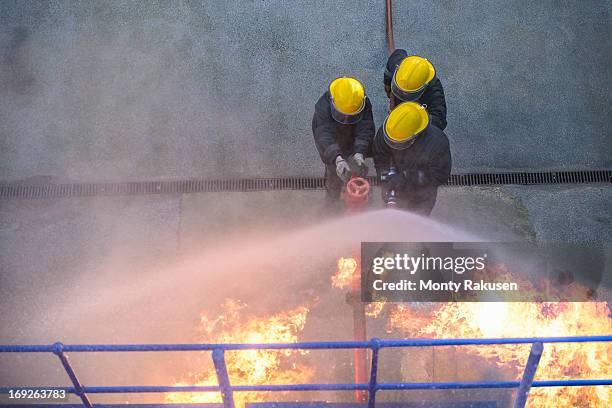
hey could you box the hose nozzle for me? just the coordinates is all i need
[386,189,398,207]
[380,167,398,208]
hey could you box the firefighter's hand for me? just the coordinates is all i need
[335,156,351,182]
[349,153,368,177]
[387,172,407,190]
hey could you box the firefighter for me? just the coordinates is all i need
[312,77,375,201]
[373,102,451,215]
[384,50,447,130]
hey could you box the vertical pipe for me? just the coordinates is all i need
[353,301,368,402]
[367,338,381,408]
[513,342,544,408]
[349,254,368,402]
[52,342,93,408]
[385,0,396,53]
[212,349,235,408]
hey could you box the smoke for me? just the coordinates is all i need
[0,4,319,183]
[2,1,386,184]
[0,207,479,399]
[48,208,479,327]
[0,23,254,182]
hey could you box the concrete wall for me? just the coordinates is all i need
[1,0,610,182]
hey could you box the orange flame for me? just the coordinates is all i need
[334,257,611,406]
[166,299,314,408]
[365,302,385,318]
[387,300,611,406]
[332,257,358,289]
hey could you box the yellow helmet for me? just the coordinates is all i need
[383,102,429,149]
[329,77,366,124]
[391,56,436,102]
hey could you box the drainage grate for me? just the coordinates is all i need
[447,170,611,186]
[0,170,610,200]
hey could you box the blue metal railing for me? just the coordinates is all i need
[1,336,611,408]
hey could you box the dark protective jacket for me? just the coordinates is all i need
[384,49,447,130]
[312,91,376,165]
[373,124,451,213]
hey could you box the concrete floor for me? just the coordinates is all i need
[1,1,610,182]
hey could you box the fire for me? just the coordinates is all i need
[365,302,385,318]
[166,299,314,408]
[333,258,385,316]
[333,256,611,406]
[167,254,609,408]
[387,301,611,406]
[332,257,358,289]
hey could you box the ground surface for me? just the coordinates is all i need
[1,1,611,182]
[1,186,610,403]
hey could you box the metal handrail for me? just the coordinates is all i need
[1,336,611,408]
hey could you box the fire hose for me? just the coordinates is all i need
[383,0,398,208]
[385,0,396,53]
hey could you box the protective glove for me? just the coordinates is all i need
[349,153,368,177]
[335,156,351,182]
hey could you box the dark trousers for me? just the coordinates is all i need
[324,164,344,200]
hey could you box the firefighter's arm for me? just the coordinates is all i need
[313,111,342,165]
[384,49,408,88]
[421,77,447,130]
[372,128,391,177]
[352,98,375,156]
[404,140,451,188]
[427,139,452,186]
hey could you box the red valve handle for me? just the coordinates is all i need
[343,177,371,211]
[346,177,370,198]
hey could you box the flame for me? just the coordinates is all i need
[332,257,358,289]
[387,301,611,406]
[334,256,611,406]
[365,302,385,318]
[334,257,385,317]
[166,299,314,408]
[167,253,610,408]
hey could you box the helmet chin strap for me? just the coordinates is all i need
[330,96,366,125]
